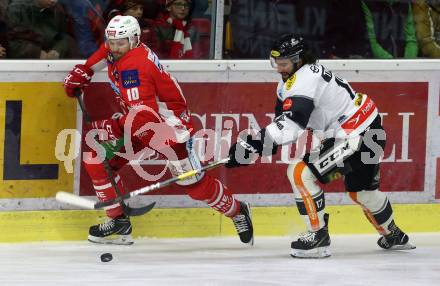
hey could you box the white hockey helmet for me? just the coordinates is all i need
[105,15,141,49]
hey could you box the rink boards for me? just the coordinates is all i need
[0,60,439,241]
[1,204,439,242]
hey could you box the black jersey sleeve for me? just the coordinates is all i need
[282,96,314,129]
[282,96,315,129]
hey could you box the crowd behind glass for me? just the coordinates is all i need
[0,0,438,60]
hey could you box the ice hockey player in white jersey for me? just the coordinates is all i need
[225,34,415,258]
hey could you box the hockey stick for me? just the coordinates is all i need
[72,88,155,216]
[56,157,230,210]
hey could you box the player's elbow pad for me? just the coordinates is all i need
[265,115,302,145]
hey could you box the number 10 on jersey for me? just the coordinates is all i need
[127,87,139,101]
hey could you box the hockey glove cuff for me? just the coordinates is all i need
[63,64,94,97]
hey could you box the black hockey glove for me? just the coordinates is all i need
[226,129,278,168]
[226,135,261,168]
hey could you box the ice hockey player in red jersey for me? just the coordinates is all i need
[63,15,253,245]
[225,34,415,258]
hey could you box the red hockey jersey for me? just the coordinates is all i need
[85,43,194,144]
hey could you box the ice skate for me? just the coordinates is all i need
[377,221,415,250]
[232,202,254,245]
[291,213,331,258]
[88,215,133,245]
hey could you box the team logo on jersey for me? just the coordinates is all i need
[121,70,140,88]
[285,74,296,90]
[282,98,293,110]
[310,65,319,73]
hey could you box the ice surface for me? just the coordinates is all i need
[0,234,439,286]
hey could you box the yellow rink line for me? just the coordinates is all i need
[0,204,439,243]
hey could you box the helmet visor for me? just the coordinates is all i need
[269,50,300,69]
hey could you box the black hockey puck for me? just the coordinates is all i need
[100,253,113,262]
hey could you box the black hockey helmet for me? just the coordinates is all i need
[270,34,305,67]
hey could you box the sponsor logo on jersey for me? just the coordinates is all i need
[347,114,361,126]
[285,74,296,90]
[338,115,347,123]
[341,96,377,134]
[282,98,293,110]
[121,70,140,88]
[310,65,319,73]
[361,99,374,115]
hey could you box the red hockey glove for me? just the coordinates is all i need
[63,64,94,97]
[90,117,123,142]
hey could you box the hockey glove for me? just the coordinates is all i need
[226,129,278,168]
[91,117,123,142]
[226,134,264,168]
[63,64,94,97]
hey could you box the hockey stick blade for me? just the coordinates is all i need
[122,201,156,216]
[56,191,156,214]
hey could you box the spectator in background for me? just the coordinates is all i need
[361,0,418,58]
[155,0,197,59]
[7,0,73,59]
[60,0,108,58]
[106,0,159,52]
[322,0,370,59]
[413,0,440,58]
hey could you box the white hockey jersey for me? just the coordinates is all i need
[266,64,378,145]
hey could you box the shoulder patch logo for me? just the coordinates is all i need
[286,74,296,90]
[121,70,140,88]
[283,98,293,110]
[354,93,364,107]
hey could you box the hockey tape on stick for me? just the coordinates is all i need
[56,191,96,209]
[56,157,230,210]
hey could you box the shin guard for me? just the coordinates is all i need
[287,160,326,231]
[83,160,127,218]
[348,190,394,235]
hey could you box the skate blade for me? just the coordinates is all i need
[387,242,416,250]
[290,246,331,259]
[244,236,254,247]
[88,234,134,245]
